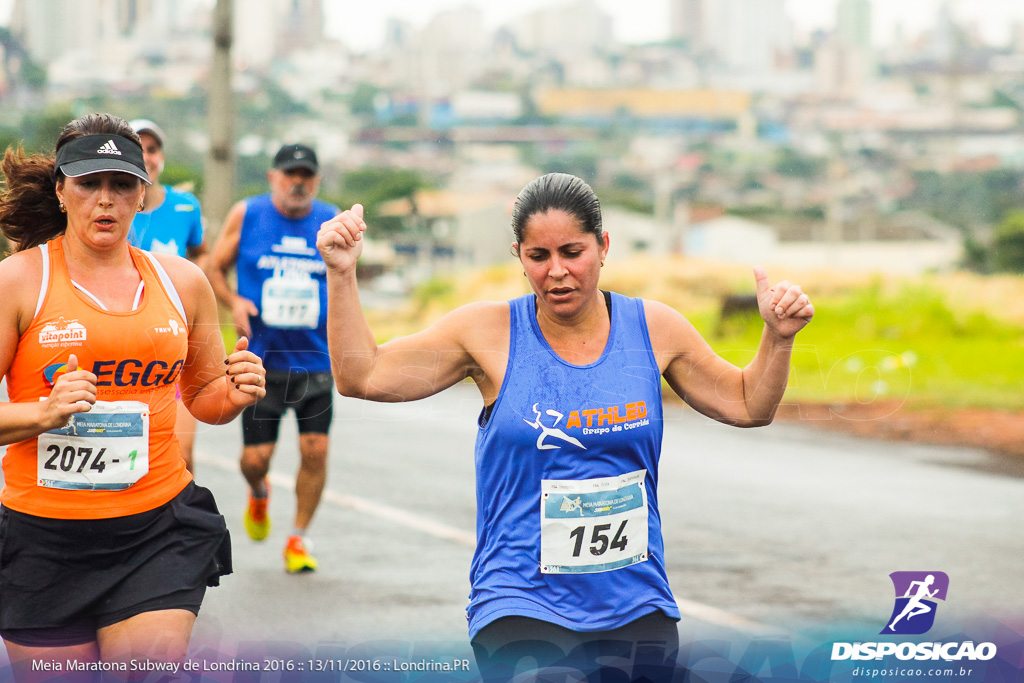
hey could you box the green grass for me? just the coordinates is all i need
[232,258,1023,413]
[699,282,1024,410]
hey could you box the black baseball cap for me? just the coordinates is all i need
[273,143,318,174]
[55,134,151,184]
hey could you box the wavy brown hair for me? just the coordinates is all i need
[0,113,141,253]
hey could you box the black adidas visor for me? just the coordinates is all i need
[55,134,151,185]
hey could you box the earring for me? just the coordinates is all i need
[58,202,66,213]
[138,201,145,211]
[600,261,605,267]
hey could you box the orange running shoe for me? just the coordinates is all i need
[284,535,318,573]
[244,480,270,541]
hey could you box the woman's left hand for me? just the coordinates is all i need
[754,266,814,339]
[225,336,266,406]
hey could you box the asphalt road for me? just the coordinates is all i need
[3,381,1022,675]
[182,383,1023,646]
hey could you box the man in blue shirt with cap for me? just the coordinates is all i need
[129,118,207,474]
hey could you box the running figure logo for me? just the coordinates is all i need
[881,571,949,635]
[524,403,586,451]
[559,496,583,514]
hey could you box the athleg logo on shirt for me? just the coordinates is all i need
[96,139,122,155]
[524,403,586,451]
[881,571,949,635]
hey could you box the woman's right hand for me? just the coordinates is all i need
[317,204,366,274]
[43,354,97,429]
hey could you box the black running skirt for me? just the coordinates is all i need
[0,482,231,646]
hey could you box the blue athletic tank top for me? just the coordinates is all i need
[236,194,338,373]
[129,185,204,258]
[468,292,680,638]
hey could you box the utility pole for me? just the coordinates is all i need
[204,0,235,240]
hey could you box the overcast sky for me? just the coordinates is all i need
[0,0,1021,51]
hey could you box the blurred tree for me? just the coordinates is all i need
[774,147,824,178]
[0,27,47,91]
[19,59,47,91]
[235,153,273,203]
[905,169,1024,229]
[0,128,20,155]
[597,173,654,214]
[332,167,429,237]
[162,161,203,196]
[541,154,598,182]
[960,235,991,274]
[20,107,75,153]
[992,211,1024,273]
[349,83,380,116]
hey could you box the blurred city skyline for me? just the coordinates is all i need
[2,0,1024,51]
[2,0,1023,279]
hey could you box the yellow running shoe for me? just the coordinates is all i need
[244,481,270,541]
[284,535,318,573]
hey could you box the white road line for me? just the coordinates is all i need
[197,450,781,634]
[197,451,476,546]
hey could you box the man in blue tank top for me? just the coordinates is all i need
[128,119,207,475]
[208,144,338,574]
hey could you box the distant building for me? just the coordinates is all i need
[603,207,674,259]
[815,40,874,98]
[683,215,778,264]
[377,189,513,270]
[669,0,703,46]
[277,0,324,55]
[684,212,963,274]
[449,91,523,122]
[536,88,751,122]
[701,0,792,74]
[933,0,962,63]
[11,0,184,64]
[235,0,327,70]
[836,0,872,50]
[511,0,612,56]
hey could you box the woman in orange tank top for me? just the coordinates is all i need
[0,113,266,679]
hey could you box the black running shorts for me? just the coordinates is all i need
[471,611,679,683]
[0,482,231,647]
[241,369,334,445]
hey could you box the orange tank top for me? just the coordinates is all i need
[3,236,192,519]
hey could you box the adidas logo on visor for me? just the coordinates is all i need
[96,140,122,155]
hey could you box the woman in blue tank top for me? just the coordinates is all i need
[317,173,815,681]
